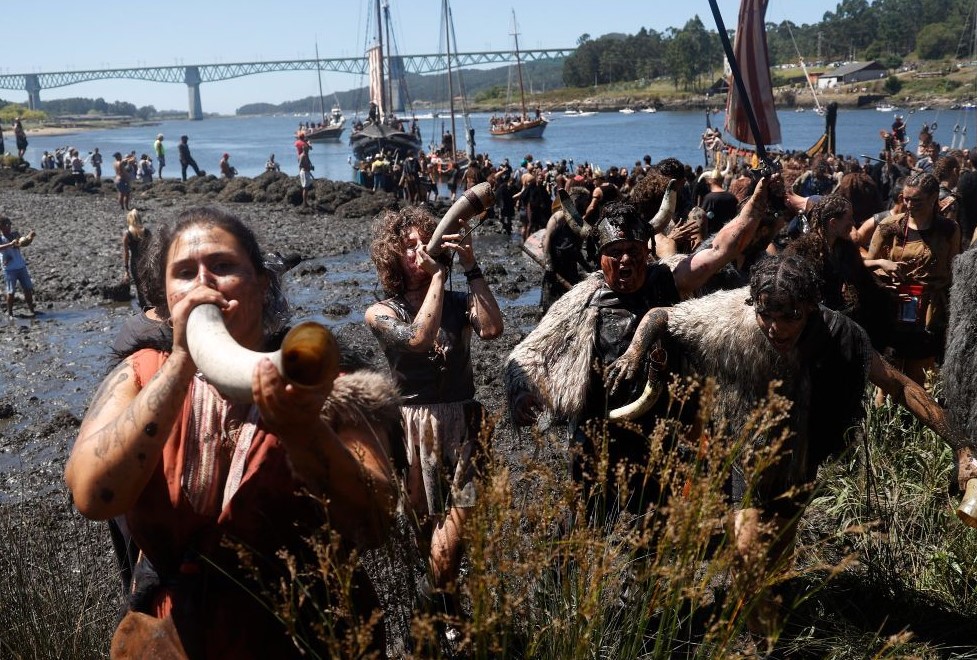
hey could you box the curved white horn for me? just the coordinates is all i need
[426,181,496,257]
[608,347,668,421]
[649,179,677,234]
[957,479,977,528]
[186,304,339,403]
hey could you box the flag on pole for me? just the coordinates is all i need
[724,0,781,146]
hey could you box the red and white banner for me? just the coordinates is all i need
[724,0,781,147]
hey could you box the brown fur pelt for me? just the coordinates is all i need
[319,369,405,470]
[505,272,604,424]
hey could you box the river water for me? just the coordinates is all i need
[21,106,976,182]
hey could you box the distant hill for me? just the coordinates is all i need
[236,59,565,116]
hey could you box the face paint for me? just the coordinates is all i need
[600,240,649,294]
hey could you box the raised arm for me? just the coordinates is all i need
[443,218,503,340]
[365,244,447,353]
[672,176,770,297]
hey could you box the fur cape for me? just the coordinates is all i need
[505,272,604,425]
[944,246,977,440]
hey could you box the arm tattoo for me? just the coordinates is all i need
[87,362,131,419]
[370,314,420,348]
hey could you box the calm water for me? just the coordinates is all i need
[20,106,977,182]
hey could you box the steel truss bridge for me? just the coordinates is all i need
[0,49,573,120]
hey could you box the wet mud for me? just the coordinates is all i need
[0,171,545,502]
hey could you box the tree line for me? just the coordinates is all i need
[562,0,977,91]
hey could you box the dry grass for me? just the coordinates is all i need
[4,377,977,658]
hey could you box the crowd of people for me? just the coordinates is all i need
[36,113,976,655]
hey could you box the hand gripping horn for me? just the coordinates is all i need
[426,181,496,258]
[186,304,340,404]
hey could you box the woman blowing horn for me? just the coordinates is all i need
[65,207,399,658]
[365,204,503,621]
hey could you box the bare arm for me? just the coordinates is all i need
[869,351,976,489]
[672,177,769,297]
[65,350,196,520]
[443,219,504,340]
[64,284,236,520]
[365,244,447,352]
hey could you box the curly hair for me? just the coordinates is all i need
[748,252,822,311]
[806,194,852,235]
[654,157,686,182]
[370,205,446,295]
[141,206,289,338]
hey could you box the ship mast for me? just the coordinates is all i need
[511,10,529,121]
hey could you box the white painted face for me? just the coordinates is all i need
[165,224,268,349]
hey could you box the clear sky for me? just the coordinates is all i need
[0,1,836,115]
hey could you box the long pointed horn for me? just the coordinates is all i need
[186,305,339,403]
[557,188,592,238]
[426,181,495,257]
[649,179,677,234]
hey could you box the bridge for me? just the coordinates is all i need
[0,49,573,120]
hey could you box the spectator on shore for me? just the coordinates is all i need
[113,152,132,211]
[178,135,202,180]
[219,152,236,179]
[13,117,27,160]
[153,134,165,180]
[137,154,155,184]
[0,216,37,319]
[265,153,281,172]
[90,148,103,180]
[122,209,151,311]
[298,144,314,207]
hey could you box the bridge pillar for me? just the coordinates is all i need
[184,66,203,120]
[25,74,41,110]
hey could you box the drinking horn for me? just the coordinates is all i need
[186,304,340,404]
[649,179,677,234]
[425,181,496,257]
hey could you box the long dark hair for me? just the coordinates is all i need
[140,206,289,337]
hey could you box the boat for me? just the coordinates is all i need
[876,102,897,112]
[303,42,346,142]
[619,107,636,114]
[349,0,423,160]
[306,106,346,142]
[489,10,547,140]
[640,107,657,113]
